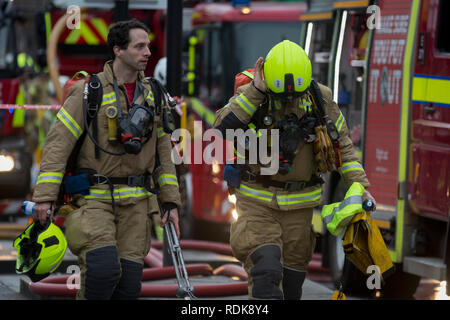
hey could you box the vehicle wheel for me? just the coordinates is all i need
[327,231,346,284]
[380,265,420,299]
[178,172,196,239]
[326,178,347,286]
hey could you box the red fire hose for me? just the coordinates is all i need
[28,240,248,298]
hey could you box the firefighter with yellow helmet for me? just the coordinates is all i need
[30,20,181,300]
[214,40,376,299]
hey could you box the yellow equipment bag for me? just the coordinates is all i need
[342,211,395,281]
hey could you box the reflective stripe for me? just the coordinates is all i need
[241,70,254,79]
[298,98,312,112]
[338,161,364,175]
[158,174,179,187]
[146,91,154,102]
[57,107,82,139]
[90,18,109,42]
[157,127,166,138]
[101,92,117,106]
[236,94,256,116]
[412,74,450,107]
[322,195,362,225]
[276,188,322,206]
[320,182,365,236]
[85,187,153,200]
[190,97,215,126]
[335,111,345,133]
[236,184,273,202]
[36,172,64,185]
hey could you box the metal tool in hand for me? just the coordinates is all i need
[164,220,196,300]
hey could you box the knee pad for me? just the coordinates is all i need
[249,244,283,299]
[282,267,306,300]
[111,258,143,300]
[85,245,121,300]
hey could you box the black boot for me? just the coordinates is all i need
[282,267,306,300]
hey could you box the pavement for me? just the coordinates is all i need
[0,238,336,300]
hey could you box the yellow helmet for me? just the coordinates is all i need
[264,40,312,99]
[14,220,67,282]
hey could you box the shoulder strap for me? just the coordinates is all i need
[309,80,340,142]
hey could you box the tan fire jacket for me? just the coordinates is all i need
[213,81,369,211]
[32,61,181,209]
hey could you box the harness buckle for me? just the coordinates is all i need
[244,170,258,183]
[91,174,108,185]
[128,175,145,187]
[284,181,306,191]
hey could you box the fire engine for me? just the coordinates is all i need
[181,0,449,298]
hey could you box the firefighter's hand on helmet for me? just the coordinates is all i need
[362,189,377,211]
[33,202,54,225]
[160,207,180,239]
[253,57,267,92]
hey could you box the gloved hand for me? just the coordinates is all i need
[253,57,267,93]
[33,202,54,225]
[362,189,377,211]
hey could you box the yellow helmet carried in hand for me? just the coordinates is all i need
[13,220,67,282]
[264,40,312,99]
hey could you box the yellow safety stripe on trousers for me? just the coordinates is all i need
[85,187,153,200]
[338,161,364,175]
[236,184,274,202]
[235,93,257,117]
[56,107,83,139]
[101,92,117,106]
[157,127,166,138]
[276,187,322,206]
[36,172,64,185]
[157,174,179,187]
[335,111,345,133]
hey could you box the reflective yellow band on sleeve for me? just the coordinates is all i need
[235,94,256,116]
[56,107,83,139]
[157,174,179,187]
[36,172,64,185]
[338,161,364,175]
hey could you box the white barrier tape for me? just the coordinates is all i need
[0,104,61,110]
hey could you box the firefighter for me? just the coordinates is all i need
[214,40,376,300]
[31,20,181,300]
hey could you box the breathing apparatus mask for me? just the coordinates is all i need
[118,103,155,154]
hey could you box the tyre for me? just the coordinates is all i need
[178,172,196,239]
[379,265,421,299]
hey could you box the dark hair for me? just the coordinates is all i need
[107,19,150,59]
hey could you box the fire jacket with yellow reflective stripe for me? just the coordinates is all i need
[321,182,365,236]
[32,61,181,208]
[213,81,369,211]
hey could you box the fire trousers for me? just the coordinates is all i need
[65,196,155,300]
[230,197,316,299]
